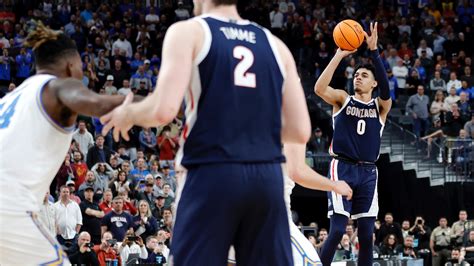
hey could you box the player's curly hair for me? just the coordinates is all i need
[24,21,77,67]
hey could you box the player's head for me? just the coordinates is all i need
[24,22,82,79]
[353,64,377,95]
[193,0,237,16]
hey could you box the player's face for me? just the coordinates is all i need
[353,68,376,94]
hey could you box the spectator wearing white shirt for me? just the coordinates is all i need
[119,235,148,265]
[72,120,95,158]
[416,39,434,59]
[269,4,284,36]
[392,59,409,90]
[55,186,83,248]
[446,72,462,92]
[175,1,190,21]
[112,33,133,58]
[445,87,461,110]
[118,79,132,96]
[146,7,160,32]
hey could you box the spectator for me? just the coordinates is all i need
[119,234,148,265]
[55,186,82,250]
[336,234,354,260]
[92,231,121,266]
[119,191,138,216]
[161,165,176,193]
[78,171,106,196]
[130,158,150,189]
[80,186,104,245]
[108,60,129,89]
[379,234,398,257]
[86,135,113,169]
[139,127,157,155]
[157,126,177,161]
[0,48,13,86]
[457,81,473,100]
[422,118,444,158]
[143,236,168,264]
[461,231,474,264]
[416,39,434,59]
[91,162,114,188]
[101,196,134,241]
[395,235,417,258]
[430,217,452,266]
[307,128,328,154]
[137,180,157,210]
[152,194,166,221]
[118,79,132,96]
[174,1,190,21]
[112,32,132,58]
[410,216,432,253]
[133,200,159,242]
[109,171,131,197]
[392,59,409,90]
[73,120,95,158]
[38,192,56,236]
[130,65,152,92]
[387,69,399,102]
[377,213,404,245]
[406,69,423,95]
[445,248,465,266]
[460,66,474,87]
[103,75,117,95]
[406,85,430,139]
[457,92,472,117]
[67,180,82,204]
[413,58,427,82]
[430,90,450,121]
[445,87,461,107]
[430,71,447,93]
[54,154,75,197]
[464,114,474,139]
[402,220,411,239]
[99,189,114,214]
[452,129,472,169]
[15,47,32,84]
[447,72,462,92]
[68,231,99,266]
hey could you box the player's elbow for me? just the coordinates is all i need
[154,107,177,125]
[283,127,310,144]
[314,83,325,96]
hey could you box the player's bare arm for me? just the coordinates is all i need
[364,22,392,122]
[314,48,355,112]
[101,20,203,141]
[273,36,311,144]
[284,144,352,199]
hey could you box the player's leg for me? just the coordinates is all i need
[170,164,240,266]
[0,211,69,265]
[289,221,322,266]
[320,214,349,266]
[233,163,292,266]
[357,217,376,265]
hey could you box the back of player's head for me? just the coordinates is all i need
[354,63,376,80]
[24,22,78,68]
[212,0,237,6]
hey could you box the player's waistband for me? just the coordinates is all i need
[332,155,375,166]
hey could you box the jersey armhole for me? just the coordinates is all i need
[262,28,286,80]
[332,96,351,118]
[193,17,212,65]
[374,99,386,126]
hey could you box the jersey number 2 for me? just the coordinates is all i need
[233,46,256,88]
[357,120,366,135]
[0,94,21,129]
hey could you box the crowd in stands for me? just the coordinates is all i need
[0,0,473,265]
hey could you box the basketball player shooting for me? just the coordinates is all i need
[0,23,132,265]
[314,22,392,266]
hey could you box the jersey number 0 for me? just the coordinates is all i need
[233,46,256,88]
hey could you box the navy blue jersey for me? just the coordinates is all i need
[329,96,384,162]
[176,15,286,167]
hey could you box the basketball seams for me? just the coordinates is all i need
[342,21,361,46]
[338,25,356,50]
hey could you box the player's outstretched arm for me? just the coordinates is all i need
[273,36,311,144]
[364,22,392,121]
[47,78,128,117]
[100,20,202,141]
[314,49,354,108]
[284,144,353,199]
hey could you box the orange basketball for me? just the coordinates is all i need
[333,19,365,51]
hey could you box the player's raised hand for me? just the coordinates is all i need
[364,21,378,51]
[333,180,353,200]
[335,48,357,58]
[100,92,134,142]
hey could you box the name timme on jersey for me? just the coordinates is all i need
[175,15,286,168]
[329,96,384,162]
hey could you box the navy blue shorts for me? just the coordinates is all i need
[327,159,379,220]
[170,163,293,266]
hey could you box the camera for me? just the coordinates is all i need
[85,242,94,248]
[107,239,117,245]
[128,236,139,242]
[417,219,423,225]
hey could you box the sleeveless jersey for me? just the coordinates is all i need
[0,74,74,212]
[329,96,384,162]
[175,15,286,168]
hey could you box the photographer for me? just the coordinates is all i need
[69,231,99,266]
[92,231,121,266]
[395,235,418,258]
[118,234,148,265]
[143,236,169,265]
[445,248,466,266]
[410,216,432,252]
[431,217,452,266]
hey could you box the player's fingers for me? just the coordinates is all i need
[363,31,369,40]
[100,112,112,125]
[347,190,353,200]
[101,121,113,136]
[113,127,121,142]
[374,22,378,37]
[121,128,130,141]
[124,92,134,105]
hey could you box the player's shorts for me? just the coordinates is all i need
[228,221,322,266]
[170,163,292,266]
[0,210,69,265]
[327,158,378,219]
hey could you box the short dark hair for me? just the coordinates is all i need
[24,22,78,68]
[212,0,237,6]
[354,64,376,79]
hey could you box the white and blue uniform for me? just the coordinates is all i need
[327,96,384,219]
[171,15,292,266]
[0,74,72,265]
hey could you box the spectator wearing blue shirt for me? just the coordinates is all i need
[80,2,94,27]
[64,15,77,37]
[139,128,157,155]
[457,81,473,100]
[130,52,144,74]
[387,69,399,102]
[130,158,150,189]
[0,48,13,86]
[15,47,32,84]
[101,197,133,242]
[130,65,152,91]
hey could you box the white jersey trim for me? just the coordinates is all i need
[203,14,251,25]
[35,76,75,134]
[332,96,351,119]
[262,28,286,80]
[193,17,212,65]
[351,168,379,219]
[328,159,350,218]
